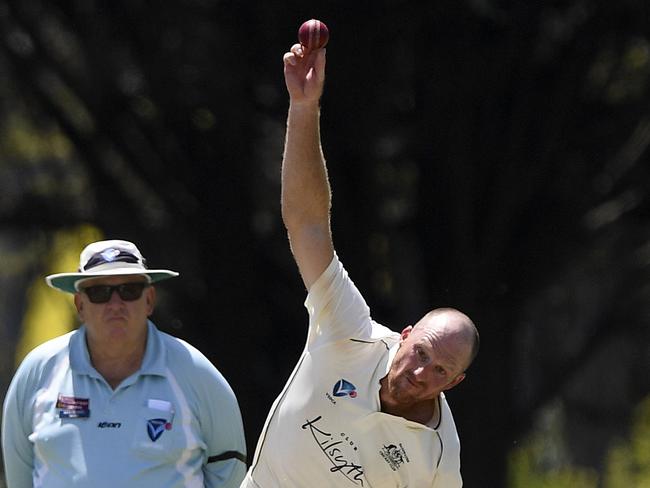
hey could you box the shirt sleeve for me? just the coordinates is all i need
[304,254,374,348]
[2,361,36,488]
[196,360,247,488]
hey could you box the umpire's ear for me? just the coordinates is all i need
[145,285,156,316]
[74,293,85,321]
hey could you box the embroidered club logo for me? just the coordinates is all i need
[380,443,410,471]
[332,379,357,398]
[147,418,170,442]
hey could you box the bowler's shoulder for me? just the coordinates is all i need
[369,321,401,342]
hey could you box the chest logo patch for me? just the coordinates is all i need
[147,418,171,441]
[380,443,410,471]
[56,394,90,418]
[333,379,357,398]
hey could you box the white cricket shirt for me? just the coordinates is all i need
[243,255,462,487]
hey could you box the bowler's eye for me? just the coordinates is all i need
[435,365,447,376]
[415,346,428,362]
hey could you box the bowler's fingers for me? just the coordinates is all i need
[283,51,296,67]
[284,45,326,74]
[314,48,326,83]
[283,44,304,67]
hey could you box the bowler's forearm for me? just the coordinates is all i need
[281,101,331,230]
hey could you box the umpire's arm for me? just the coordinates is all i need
[199,363,247,488]
[2,367,35,488]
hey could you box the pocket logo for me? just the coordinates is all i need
[147,418,169,442]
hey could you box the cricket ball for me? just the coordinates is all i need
[298,19,329,51]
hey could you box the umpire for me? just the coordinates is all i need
[2,239,246,488]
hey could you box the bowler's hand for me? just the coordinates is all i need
[283,44,326,104]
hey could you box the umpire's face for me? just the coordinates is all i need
[74,274,155,349]
[384,315,469,407]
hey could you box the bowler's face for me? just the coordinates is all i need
[74,275,155,346]
[385,320,468,406]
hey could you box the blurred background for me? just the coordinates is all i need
[1,0,649,486]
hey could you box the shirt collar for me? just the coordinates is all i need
[385,340,399,376]
[139,320,167,376]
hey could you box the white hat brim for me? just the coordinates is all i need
[46,268,179,294]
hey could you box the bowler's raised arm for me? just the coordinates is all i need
[281,45,333,289]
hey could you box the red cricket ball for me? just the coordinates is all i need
[298,19,330,51]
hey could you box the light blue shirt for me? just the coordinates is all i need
[2,321,246,488]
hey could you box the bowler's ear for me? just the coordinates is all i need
[444,373,466,391]
[400,325,414,342]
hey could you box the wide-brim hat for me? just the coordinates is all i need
[46,239,179,294]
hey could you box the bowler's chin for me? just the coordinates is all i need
[388,378,419,405]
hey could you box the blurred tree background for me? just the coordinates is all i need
[1,0,649,486]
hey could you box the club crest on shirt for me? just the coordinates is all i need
[333,379,357,397]
[326,379,358,404]
[147,418,171,441]
[379,443,410,471]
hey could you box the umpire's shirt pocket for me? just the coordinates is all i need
[131,404,193,462]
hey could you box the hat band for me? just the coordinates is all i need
[82,250,143,271]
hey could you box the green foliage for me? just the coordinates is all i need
[604,396,650,487]
[508,439,598,488]
[510,396,650,488]
[508,402,597,488]
[0,112,73,162]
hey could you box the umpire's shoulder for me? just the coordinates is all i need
[159,331,233,390]
[16,331,74,372]
[8,331,75,395]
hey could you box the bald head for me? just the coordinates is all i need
[413,308,479,371]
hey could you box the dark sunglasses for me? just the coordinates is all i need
[82,282,149,304]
